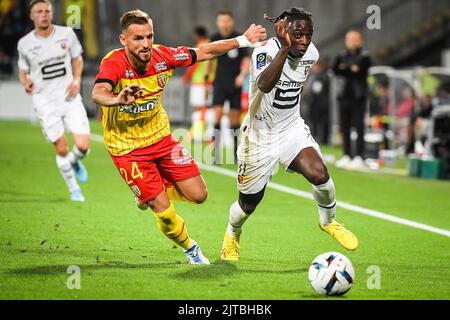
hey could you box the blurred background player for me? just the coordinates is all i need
[333,30,371,170]
[182,25,216,143]
[17,0,90,201]
[220,8,359,261]
[92,9,266,264]
[211,10,250,164]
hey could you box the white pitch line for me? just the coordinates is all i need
[90,133,450,238]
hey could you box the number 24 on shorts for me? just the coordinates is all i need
[119,162,144,185]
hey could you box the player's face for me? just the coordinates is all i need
[216,14,234,36]
[30,2,53,30]
[288,19,314,58]
[121,22,154,64]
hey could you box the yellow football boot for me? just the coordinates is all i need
[220,232,240,261]
[319,220,359,251]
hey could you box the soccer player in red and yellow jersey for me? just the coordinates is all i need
[92,9,266,264]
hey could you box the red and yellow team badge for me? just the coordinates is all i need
[157,74,168,88]
[130,185,142,198]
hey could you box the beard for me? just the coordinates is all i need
[130,49,151,64]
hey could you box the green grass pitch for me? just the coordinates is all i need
[0,120,449,299]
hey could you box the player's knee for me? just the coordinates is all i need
[238,200,257,215]
[309,164,330,186]
[238,187,266,214]
[190,188,208,204]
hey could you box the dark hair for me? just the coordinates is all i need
[120,9,151,31]
[29,0,52,11]
[264,7,313,24]
[216,9,233,19]
[193,25,208,38]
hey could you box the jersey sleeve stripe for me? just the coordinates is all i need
[95,78,116,88]
[188,49,197,66]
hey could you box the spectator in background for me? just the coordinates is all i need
[211,10,250,164]
[182,25,216,143]
[0,0,27,76]
[309,57,331,145]
[333,30,371,170]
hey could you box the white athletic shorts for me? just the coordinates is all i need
[32,94,90,143]
[237,121,322,194]
[189,84,212,108]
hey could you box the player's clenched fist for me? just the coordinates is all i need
[115,84,144,105]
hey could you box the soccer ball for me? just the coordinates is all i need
[308,251,355,296]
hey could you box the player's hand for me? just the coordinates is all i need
[275,17,292,49]
[115,84,144,105]
[67,79,81,97]
[241,24,267,47]
[235,74,245,88]
[24,80,34,94]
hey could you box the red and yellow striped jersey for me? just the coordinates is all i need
[95,45,196,156]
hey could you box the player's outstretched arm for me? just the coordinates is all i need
[92,83,143,107]
[195,24,267,62]
[257,18,292,93]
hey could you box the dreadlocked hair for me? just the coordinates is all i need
[264,7,313,24]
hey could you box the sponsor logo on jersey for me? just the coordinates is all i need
[173,52,189,61]
[256,52,267,69]
[155,62,167,72]
[173,147,193,165]
[119,100,158,113]
[277,79,302,88]
[125,69,135,78]
[157,74,168,88]
[301,60,315,66]
[130,185,141,197]
[254,114,268,121]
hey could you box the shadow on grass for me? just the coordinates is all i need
[5,261,182,276]
[173,259,308,280]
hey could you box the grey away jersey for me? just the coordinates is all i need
[242,37,319,138]
[17,25,83,105]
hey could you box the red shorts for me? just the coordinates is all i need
[110,135,201,203]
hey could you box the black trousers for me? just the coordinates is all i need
[339,97,366,157]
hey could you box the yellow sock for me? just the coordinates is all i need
[153,202,193,250]
[166,185,194,204]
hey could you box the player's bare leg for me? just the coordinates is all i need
[53,135,83,201]
[288,147,359,250]
[146,191,209,264]
[169,175,208,204]
[69,133,90,183]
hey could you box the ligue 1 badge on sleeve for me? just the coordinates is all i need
[256,52,267,69]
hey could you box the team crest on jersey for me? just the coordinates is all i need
[130,185,141,197]
[61,42,67,50]
[304,66,310,76]
[157,74,168,88]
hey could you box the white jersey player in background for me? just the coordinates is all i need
[17,0,90,201]
[221,8,359,261]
